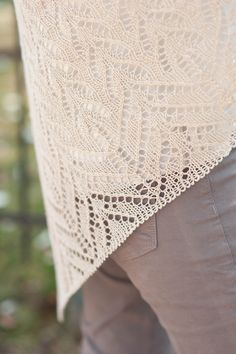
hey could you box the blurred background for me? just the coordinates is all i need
[0,0,82,352]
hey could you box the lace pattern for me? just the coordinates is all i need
[13,0,236,322]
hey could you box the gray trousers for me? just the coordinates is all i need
[80,147,236,354]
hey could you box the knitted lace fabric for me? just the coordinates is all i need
[13,0,236,322]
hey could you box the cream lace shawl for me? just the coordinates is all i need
[13,0,236,322]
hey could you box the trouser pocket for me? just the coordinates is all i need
[203,148,236,266]
[111,212,158,262]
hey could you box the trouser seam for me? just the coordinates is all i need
[206,173,236,268]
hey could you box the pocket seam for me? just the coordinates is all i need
[111,213,158,262]
[154,211,159,248]
[205,172,236,267]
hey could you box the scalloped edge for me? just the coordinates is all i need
[56,141,236,323]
